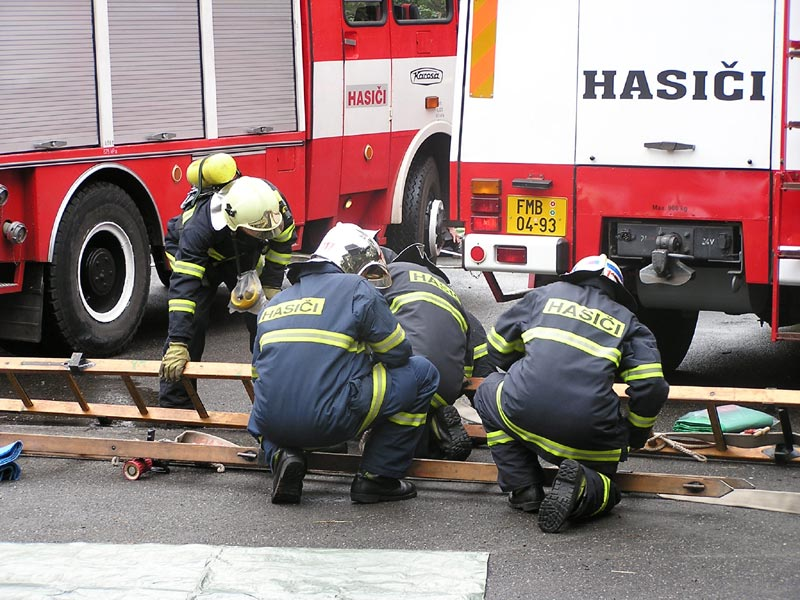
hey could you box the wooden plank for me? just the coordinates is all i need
[0,431,746,498]
[0,398,249,428]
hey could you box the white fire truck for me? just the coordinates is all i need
[451,0,800,371]
[0,0,457,355]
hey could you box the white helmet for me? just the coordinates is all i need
[561,254,636,310]
[312,223,391,288]
[209,176,284,240]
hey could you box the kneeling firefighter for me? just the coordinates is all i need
[158,153,297,409]
[248,223,439,505]
[473,255,669,533]
[379,244,474,461]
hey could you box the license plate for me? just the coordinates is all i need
[507,195,567,236]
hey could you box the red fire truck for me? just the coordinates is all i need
[451,0,800,371]
[0,0,457,356]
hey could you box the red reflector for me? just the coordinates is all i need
[470,245,486,263]
[496,245,527,264]
[470,196,501,214]
[471,215,500,232]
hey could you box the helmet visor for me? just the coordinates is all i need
[359,261,392,289]
[238,212,284,241]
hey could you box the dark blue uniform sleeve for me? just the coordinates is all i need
[486,294,531,371]
[619,319,670,447]
[167,215,214,343]
[357,280,412,368]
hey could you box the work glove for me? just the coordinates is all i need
[159,342,190,382]
[263,286,281,301]
[627,424,654,451]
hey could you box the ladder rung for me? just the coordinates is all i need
[781,182,800,191]
[776,331,800,342]
[777,247,800,259]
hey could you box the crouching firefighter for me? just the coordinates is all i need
[473,255,669,533]
[159,153,296,409]
[248,223,439,505]
[379,244,474,461]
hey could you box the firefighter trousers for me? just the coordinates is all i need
[258,355,439,480]
[474,372,621,518]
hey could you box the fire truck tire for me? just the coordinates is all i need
[45,182,150,356]
[387,155,445,262]
[637,307,698,373]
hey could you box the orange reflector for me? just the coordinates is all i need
[470,245,486,263]
[496,246,527,264]
[471,178,501,195]
[471,215,500,232]
[470,196,500,214]
[425,96,440,109]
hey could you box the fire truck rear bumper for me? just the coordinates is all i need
[462,234,569,274]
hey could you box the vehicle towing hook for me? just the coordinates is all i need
[640,248,695,286]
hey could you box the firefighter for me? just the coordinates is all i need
[473,254,669,533]
[158,154,297,409]
[379,244,474,461]
[248,223,439,505]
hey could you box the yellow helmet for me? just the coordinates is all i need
[187,153,238,188]
[209,176,284,240]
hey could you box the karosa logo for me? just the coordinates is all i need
[410,68,443,86]
[582,61,767,101]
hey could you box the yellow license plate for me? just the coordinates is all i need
[507,195,567,236]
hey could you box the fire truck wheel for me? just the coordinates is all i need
[45,182,150,356]
[387,155,445,262]
[637,307,699,374]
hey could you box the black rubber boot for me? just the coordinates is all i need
[508,483,545,513]
[270,448,307,505]
[538,459,586,533]
[430,405,472,461]
[350,472,417,504]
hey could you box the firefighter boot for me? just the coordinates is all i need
[350,472,417,504]
[270,448,307,505]
[508,483,546,513]
[430,405,472,461]
[538,459,587,533]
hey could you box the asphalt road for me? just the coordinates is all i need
[1,259,799,599]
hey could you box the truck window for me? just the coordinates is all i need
[392,1,449,22]
[345,1,386,25]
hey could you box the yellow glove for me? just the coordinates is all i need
[159,342,190,382]
[263,286,281,301]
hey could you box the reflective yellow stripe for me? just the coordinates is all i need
[168,298,196,314]
[258,328,366,352]
[488,327,524,355]
[388,411,427,427]
[621,363,664,382]
[430,392,447,409]
[273,222,295,244]
[369,323,406,354]
[522,326,621,366]
[389,291,468,333]
[208,248,225,261]
[182,205,196,223]
[627,411,657,428]
[165,251,175,269]
[464,365,474,377]
[495,382,621,462]
[358,363,387,435]
[473,342,488,360]
[174,260,206,279]
[486,430,514,446]
[251,365,258,380]
[589,472,612,517]
[265,248,292,266]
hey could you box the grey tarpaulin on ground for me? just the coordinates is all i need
[0,542,489,599]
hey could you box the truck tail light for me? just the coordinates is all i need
[496,245,527,264]
[471,215,500,232]
[470,178,501,232]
